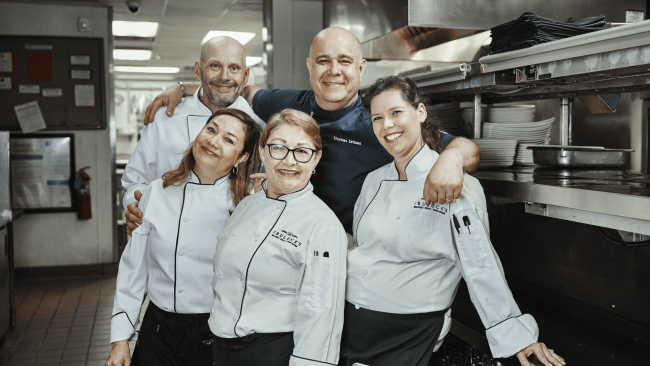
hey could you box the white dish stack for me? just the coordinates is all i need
[462,105,554,168]
[472,139,519,169]
[427,101,469,137]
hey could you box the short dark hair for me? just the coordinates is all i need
[362,75,441,152]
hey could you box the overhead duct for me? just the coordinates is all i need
[324,0,645,62]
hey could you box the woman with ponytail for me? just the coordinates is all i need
[106,108,261,366]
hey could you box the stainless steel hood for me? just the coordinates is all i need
[324,0,646,62]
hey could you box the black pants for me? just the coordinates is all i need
[131,302,213,366]
[212,332,294,366]
[338,301,447,366]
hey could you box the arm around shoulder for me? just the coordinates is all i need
[144,82,199,124]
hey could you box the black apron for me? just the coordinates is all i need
[212,332,294,366]
[338,301,447,366]
[131,302,212,366]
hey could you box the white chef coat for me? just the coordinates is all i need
[347,144,539,358]
[121,86,265,210]
[111,173,234,343]
[209,182,348,366]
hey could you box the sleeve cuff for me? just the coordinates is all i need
[486,314,539,358]
[289,355,337,366]
[111,312,139,344]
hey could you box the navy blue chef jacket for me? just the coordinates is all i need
[253,89,455,233]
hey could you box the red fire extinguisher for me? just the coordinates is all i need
[75,166,92,220]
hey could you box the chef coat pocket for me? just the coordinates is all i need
[304,256,333,309]
[407,212,444,231]
[454,216,492,277]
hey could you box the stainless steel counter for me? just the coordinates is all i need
[473,166,650,235]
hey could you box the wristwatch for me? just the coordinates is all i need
[178,81,186,98]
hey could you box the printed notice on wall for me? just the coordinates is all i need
[0,52,14,73]
[74,84,95,107]
[0,76,12,90]
[70,69,91,80]
[14,101,47,133]
[19,84,40,94]
[10,137,72,209]
[42,88,63,97]
[70,55,91,66]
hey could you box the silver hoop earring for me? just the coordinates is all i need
[232,165,239,175]
[312,169,316,175]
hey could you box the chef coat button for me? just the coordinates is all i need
[355,304,360,310]
[232,316,237,321]
[397,215,401,219]
[188,186,193,191]
[362,269,368,275]
[277,204,283,209]
[359,242,363,247]
[178,251,184,256]
[255,236,261,242]
[219,191,224,196]
[217,219,222,224]
[239,275,244,281]
[211,309,214,314]
[183,217,190,222]
[256,199,261,204]
[178,289,184,293]
[381,245,386,251]
[233,230,238,236]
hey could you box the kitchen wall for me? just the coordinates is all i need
[0,2,116,269]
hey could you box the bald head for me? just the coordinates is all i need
[194,36,250,110]
[200,36,246,65]
[306,27,366,111]
[309,27,362,60]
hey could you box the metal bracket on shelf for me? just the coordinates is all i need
[524,202,650,236]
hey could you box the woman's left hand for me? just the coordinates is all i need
[516,342,565,366]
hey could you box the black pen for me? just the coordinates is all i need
[452,215,461,234]
[462,216,471,233]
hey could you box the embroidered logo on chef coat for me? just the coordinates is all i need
[413,199,448,215]
[271,230,303,247]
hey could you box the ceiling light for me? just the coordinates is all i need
[246,57,263,66]
[113,21,159,37]
[114,66,180,73]
[113,49,152,61]
[201,31,255,45]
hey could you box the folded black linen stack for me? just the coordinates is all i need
[490,12,612,55]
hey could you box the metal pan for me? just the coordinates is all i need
[528,146,634,167]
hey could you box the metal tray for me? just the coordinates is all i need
[528,146,634,167]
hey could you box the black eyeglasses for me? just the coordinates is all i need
[266,144,317,163]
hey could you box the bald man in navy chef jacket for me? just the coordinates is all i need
[138,27,481,234]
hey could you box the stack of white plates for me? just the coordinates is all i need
[515,143,538,165]
[483,117,555,143]
[427,101,469,137]
[472,139,518,169]
[484,105,535,123]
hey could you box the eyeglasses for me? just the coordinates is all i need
[266,144,317,163]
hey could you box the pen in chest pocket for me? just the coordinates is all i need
[452,215,461,234]
[462,216,471,233]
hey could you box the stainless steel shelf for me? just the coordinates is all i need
[412,23,650,102]
[473,167,650,234]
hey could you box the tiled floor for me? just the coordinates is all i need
[0,275,140,366]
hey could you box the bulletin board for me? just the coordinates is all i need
[10,134,75,213]
[0,36,105,131]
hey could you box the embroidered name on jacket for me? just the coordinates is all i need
[413,199,448,215]
[272,230,303,247]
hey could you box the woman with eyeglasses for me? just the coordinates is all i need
[207,109,347,366]
[106,109,261,366]
[339,76,564,366]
